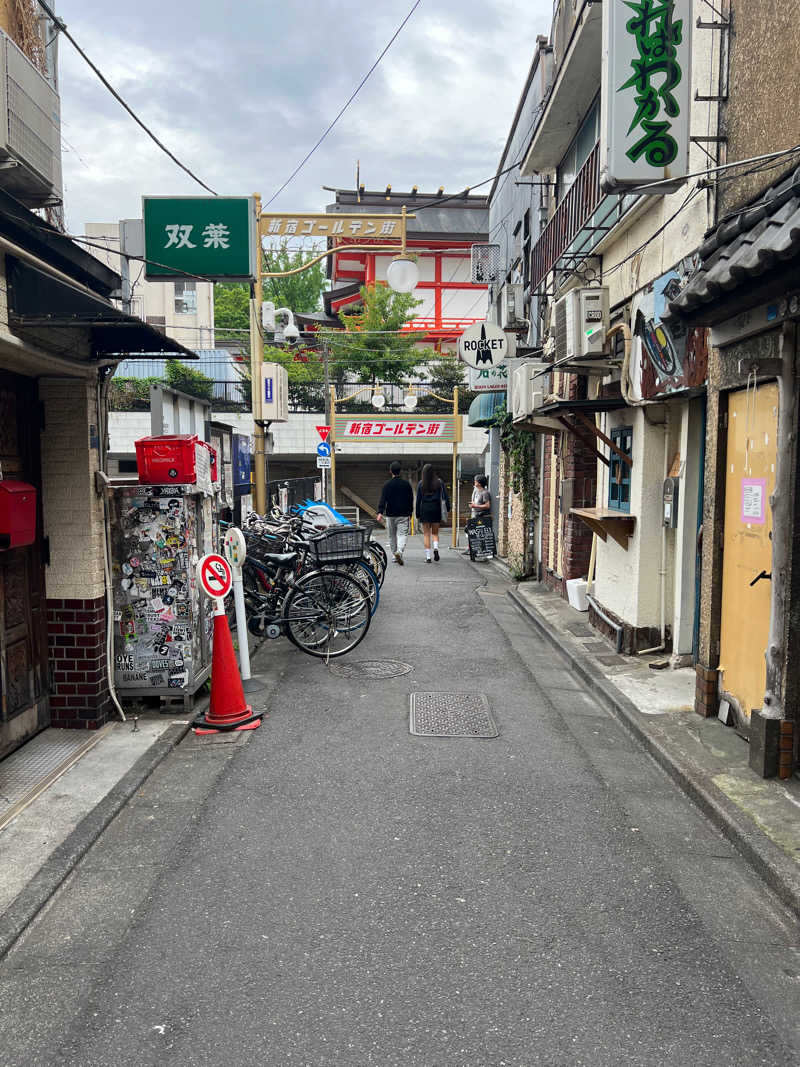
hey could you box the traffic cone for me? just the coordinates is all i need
[193,612,263,734]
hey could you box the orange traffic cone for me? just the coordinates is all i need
[193,612,263,734]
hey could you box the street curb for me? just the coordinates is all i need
[0,716,194,962]
[507,586,800,921]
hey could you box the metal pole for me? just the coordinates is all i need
[452,385,459,550]
[251,194,266,515]
[330,386,337,506]
[232,570,252,682]
[323,340,331,425]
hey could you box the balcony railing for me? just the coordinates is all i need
[530,142,642,293]
[531,143,602,292]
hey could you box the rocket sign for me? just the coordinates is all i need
[458,322,513,369]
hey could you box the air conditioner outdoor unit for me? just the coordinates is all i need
[553,287,610,373]
[501,284,525,328]
[0,30,62,205]
[511,361,549,421]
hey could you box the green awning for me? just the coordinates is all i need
[467,390,505,427]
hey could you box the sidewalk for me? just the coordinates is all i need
[501,570,800,917]
[0,712,193,959]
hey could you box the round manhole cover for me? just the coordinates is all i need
[328,660,414,679]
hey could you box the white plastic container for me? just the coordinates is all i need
[566,577,589,612]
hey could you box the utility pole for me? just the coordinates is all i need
[250,194,266,515]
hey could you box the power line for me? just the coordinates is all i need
[264,0,423,208]
[36,0,217,195]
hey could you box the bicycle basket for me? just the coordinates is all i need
[310,526,366,565]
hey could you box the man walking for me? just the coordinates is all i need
[377,460,413,565]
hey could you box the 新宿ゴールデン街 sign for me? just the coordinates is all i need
[333,414,461,443]
[260,214,406,240]
[600,0,692,191]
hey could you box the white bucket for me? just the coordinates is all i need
[566,577,589,612]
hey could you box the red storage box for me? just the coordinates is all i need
[135,435,200,484]
[0,480,37,549]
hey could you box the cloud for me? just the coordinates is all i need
[57,0,552,233]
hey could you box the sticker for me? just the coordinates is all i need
[741,478,766,524]
[159,610,177,623]
[171,625,190,641]
[163,594,175,606]
[121,578,132,591]
[156,642,170,657]
[122,562,133,576]
[113,610,122,622]
[140,568,157,579]
[130,556,140,567]
[120,671,148,683]
[115,654,134,671]
[176,603,189,618]
[150,658,169,670]
[169,671,188,688]
[149,672,168,688]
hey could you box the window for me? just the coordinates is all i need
[174,280,197,315]
[608,425,632,512]
[556,97,600,203]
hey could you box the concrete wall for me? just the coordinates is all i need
[717,0,800,217]
[594,404,680,634]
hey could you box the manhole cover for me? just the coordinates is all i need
[409,693,497,738]
[328,660,414,679]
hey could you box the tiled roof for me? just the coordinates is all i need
[667,162,800,318]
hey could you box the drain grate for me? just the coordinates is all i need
[329,660,414,679]
[409,693,497,738]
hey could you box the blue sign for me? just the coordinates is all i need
[316,441,331,458]
[264,377,274,404]
[232,434,253,491]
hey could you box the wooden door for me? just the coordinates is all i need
[719,383,778,722]
[0,372,48,749]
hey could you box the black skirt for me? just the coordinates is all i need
[418,499,442,524]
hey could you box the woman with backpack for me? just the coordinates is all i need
[415,463,450,563]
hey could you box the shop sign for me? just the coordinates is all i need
[260,214,406,240]
[333,414,461,443]
[143,196,257,280]
[468,363,508,392]
[458,322,513,369]
[600,0,692,191]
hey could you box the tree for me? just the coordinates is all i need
[261,243,328,313]
[320,283,430,386]
[165,359,213,401]
[415,355,477,414]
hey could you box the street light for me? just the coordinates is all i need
[386,253,419,294]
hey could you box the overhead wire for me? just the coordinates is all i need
[263,0,423,208]
[35,0,217,195]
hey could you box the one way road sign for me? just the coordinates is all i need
[316,441,331,458]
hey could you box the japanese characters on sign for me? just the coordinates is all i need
[600,0,691,191]
[468,363,509,393]
[333,414,460,443]
[143,197,257,281]
[260,214,404,241]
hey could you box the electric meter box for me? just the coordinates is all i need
[663,477,680,528]
[261,363,289,422]
[0,480,36,549]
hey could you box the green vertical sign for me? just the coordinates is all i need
[143,196,257,280]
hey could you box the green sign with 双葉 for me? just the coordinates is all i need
[143,196,257,281]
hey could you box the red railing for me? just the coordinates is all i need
[530,142,602,292]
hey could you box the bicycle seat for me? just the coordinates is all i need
[261,551,297,566]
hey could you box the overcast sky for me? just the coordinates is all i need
[57,1,551,234]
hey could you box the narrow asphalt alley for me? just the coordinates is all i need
[2,541,800,1066]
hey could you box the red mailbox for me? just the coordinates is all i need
[0,480,37,549]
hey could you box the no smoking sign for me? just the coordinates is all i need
[197,553,232,600]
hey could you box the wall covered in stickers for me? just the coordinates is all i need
[109,485,213,700]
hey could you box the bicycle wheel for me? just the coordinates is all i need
[337,558,380,616]
[368,537,388,570]
[282,568,371,658]
[364,543,386,587]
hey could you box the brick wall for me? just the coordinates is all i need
[40,378,110,728]
[46,595,110,727]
